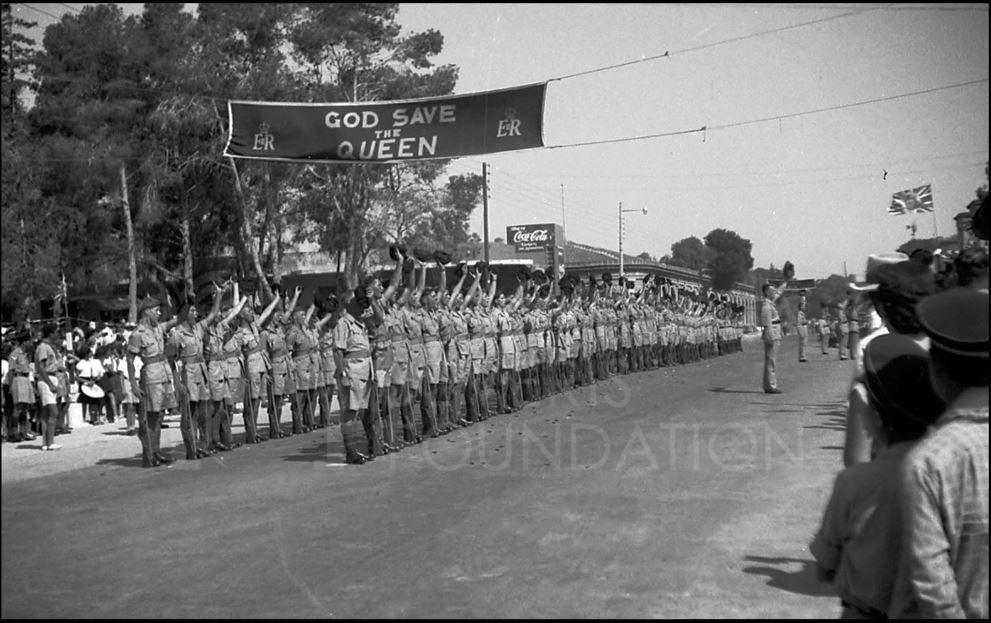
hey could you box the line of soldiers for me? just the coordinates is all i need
[36,250,745,467]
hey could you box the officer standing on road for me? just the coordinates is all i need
[334,288,378,464]
[760,264,791,394]
[796,290,809,363]
[836,299,850,360]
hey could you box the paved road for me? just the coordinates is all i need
[2,335,853,618]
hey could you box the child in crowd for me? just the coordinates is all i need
[810,334,944,618]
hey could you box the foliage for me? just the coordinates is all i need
[668,236,715,272]
[3,3,477,316]
[704,228,755,290]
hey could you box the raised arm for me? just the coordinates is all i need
[258,291,282,326]
[447,266,467,310]
[304,303,316,325]
[203,281,228,326]
[382,251,405,304]
[287,285,303,315]
[223,295,249,325]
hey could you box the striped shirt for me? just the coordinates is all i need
[890,389,989,619]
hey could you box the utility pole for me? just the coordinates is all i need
[560,183,566,233]
[482,162,489,263]
[618,201,624,278]
[843,261,848,280]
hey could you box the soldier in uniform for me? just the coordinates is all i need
[845,293,861,361]
[443,265,473,429]
[465,267,491,422]
[493,286,518,413]
[239,294,281,442]
[286,306,320,433]
[171,282,226,458]
[836,299,850,360]
[759,279,788,394]
[34,323,62,451]
[205,296,248,451]
[334,289,378,464]
[6,329,36,443]
[817,310,829,355]
[796,290,809,363]
[403,257,430,438]
[419,284,444,437]
[127,295,181,466]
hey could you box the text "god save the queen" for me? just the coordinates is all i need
[324,105,456,160]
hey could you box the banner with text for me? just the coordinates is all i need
[224,83,547,163]
[507,223,556,252]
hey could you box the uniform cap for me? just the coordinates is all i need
[138,295,161,313]
[863,334,945,426]
[916,287,989,358]
[433,250,453,265]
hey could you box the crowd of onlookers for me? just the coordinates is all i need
[1,320,154,447]
[809,244,988,618]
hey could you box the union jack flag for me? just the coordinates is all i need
[889,184,934,215]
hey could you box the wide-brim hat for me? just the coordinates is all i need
[433,250,452,265]
[916,287,989,358]
[863,334,945,426]
[849,252,910,292]
[871,261,935,303]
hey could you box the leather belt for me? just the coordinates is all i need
[206,355,225,363]
[390,335,407,343]
[13,372,30,377]
[344,349,371,359]
[292,348,315,358]
[222,350,240,359]
[423,336,441,343]
[141,354,165,365]
[180,353,205,364]
[771,320,781,325]
[269,349,288,359]
[243,346,264,356]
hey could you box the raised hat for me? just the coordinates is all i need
[916,287,989,358]
[863,334,945,426]
[389,244,407,261]
[782,261,795,281]
[413,247,432,262]
[849,252,910,292]
[602,272,612,284]
[433,250,452,265]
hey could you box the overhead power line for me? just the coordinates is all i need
[547,77,989,150]
[547,7,879,83]
[16,3,61,20]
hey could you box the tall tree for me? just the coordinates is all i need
[668,236,715,272]
[286,3,459,285]
[704,228,755,290]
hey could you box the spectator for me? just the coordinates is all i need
[811,334,945,618]
[890,287,989,618]
[953,246,988,292]
[75,346,106,425]
[844,261,935,466]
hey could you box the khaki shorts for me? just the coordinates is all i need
[144,380,178,413]
[423,341,445,385]
[37,380,57,407]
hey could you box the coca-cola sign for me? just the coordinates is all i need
[507,223,556,252]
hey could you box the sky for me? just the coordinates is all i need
[10,3,990,280]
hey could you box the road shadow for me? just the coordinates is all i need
[741,555,836,598]
[820,445,845,451]
[281,440,346,464]
[95,456,146,468]
[709,387,764,394]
